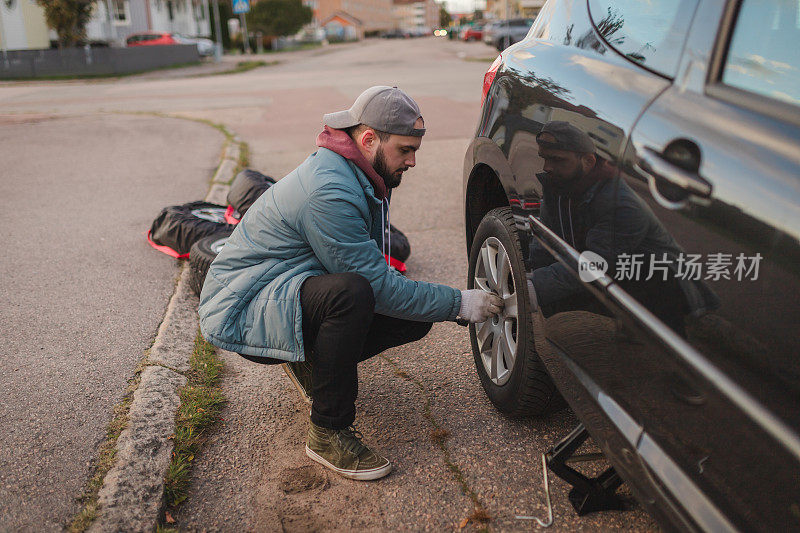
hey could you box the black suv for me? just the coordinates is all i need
[463,0,800,530]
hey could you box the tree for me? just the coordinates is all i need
[210,0,234,49]
[439,5,451,27]
[37,0,95,48]
[246,0,312,38]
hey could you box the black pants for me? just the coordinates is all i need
[300,273,432,429]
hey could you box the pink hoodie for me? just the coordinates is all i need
[315,126,387,200]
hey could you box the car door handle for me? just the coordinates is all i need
[637,147,712,202]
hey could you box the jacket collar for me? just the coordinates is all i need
[316,126,387,200]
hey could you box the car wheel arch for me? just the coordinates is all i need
[465,163,508,251]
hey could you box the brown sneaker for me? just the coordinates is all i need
[282,360,313,405]
[305,422,392,481]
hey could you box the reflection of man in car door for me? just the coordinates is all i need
[526,121,717,334]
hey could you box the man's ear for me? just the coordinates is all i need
[357,128,378,159]
[358,128,376,148]
[581,153,596,172]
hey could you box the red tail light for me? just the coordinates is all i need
[482,55,503,106]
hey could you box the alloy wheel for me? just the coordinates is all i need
[473,236,519,386]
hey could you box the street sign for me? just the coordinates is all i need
[232,0,249,14]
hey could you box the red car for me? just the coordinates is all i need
[126,32,179,47]
[462,25,484,41]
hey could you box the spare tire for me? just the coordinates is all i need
[388,224,410,262]
[149,201,234,257]
[188,231,233,297]
[227,169,276,216]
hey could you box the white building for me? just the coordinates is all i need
[1,0,210,50]
[0,0,50,51]
[85,0,211,46]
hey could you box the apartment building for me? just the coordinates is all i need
[392,0,437,34]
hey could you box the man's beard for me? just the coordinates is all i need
[547,165,585,194]
[373,145,406,189]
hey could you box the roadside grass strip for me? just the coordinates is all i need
[163,115,250,178]
[162,333,226,515]
[128,112,251,182]
[201,60,278,76]
[238,140,251,170]
[67,364,146,533]
[379,355,491,531]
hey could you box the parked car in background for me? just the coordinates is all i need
[125,32,214,56]
[486,18,533,50]
[126,32,179,47]
[462,25,484,41]
[380,29,410,39]
[173,34,215,56]
[464,0,800,530]
[481,20,499,45]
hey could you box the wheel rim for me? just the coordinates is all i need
[191,208,227,224]
[474,237,519,386]
[210,237,228,254]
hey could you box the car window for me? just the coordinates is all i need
[588,0,698,77]
[721,0,800,108]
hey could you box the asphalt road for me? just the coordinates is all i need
[0,38,659,531]
[0,114,223,530]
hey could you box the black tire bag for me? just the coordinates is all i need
[149,201,234,257]
[227,169,276,216]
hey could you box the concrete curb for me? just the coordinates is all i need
[88,130,241,532]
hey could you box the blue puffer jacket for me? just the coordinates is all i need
[198,147,461,362]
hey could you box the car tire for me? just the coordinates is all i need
[188,231,233,297]
[468,207,559,417]
[149,201,234,257]
[227,169,276,216]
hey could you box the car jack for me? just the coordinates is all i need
[547,423,625,515]
[517,423,624,527]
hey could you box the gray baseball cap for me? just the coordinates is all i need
[323,86,426,137]
[536,121,595,153]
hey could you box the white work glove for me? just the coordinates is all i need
[459,289,504,323]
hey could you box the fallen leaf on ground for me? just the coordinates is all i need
[459,517,469,529]
[165,511,175,524]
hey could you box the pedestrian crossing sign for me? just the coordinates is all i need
[232,0,249,14]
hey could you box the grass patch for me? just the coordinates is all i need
[264,42,322,53]
[383,355,490,528]
[237,140,250,172]
[128,111,237,144]
[202,60,278,77]
[162,333,225,513]
[67,364,146,532]
[148,113,251,177]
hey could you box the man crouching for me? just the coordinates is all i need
[199,86,502,480]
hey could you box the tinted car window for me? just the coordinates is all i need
[588,0,698,77]
[722,0,800,107]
